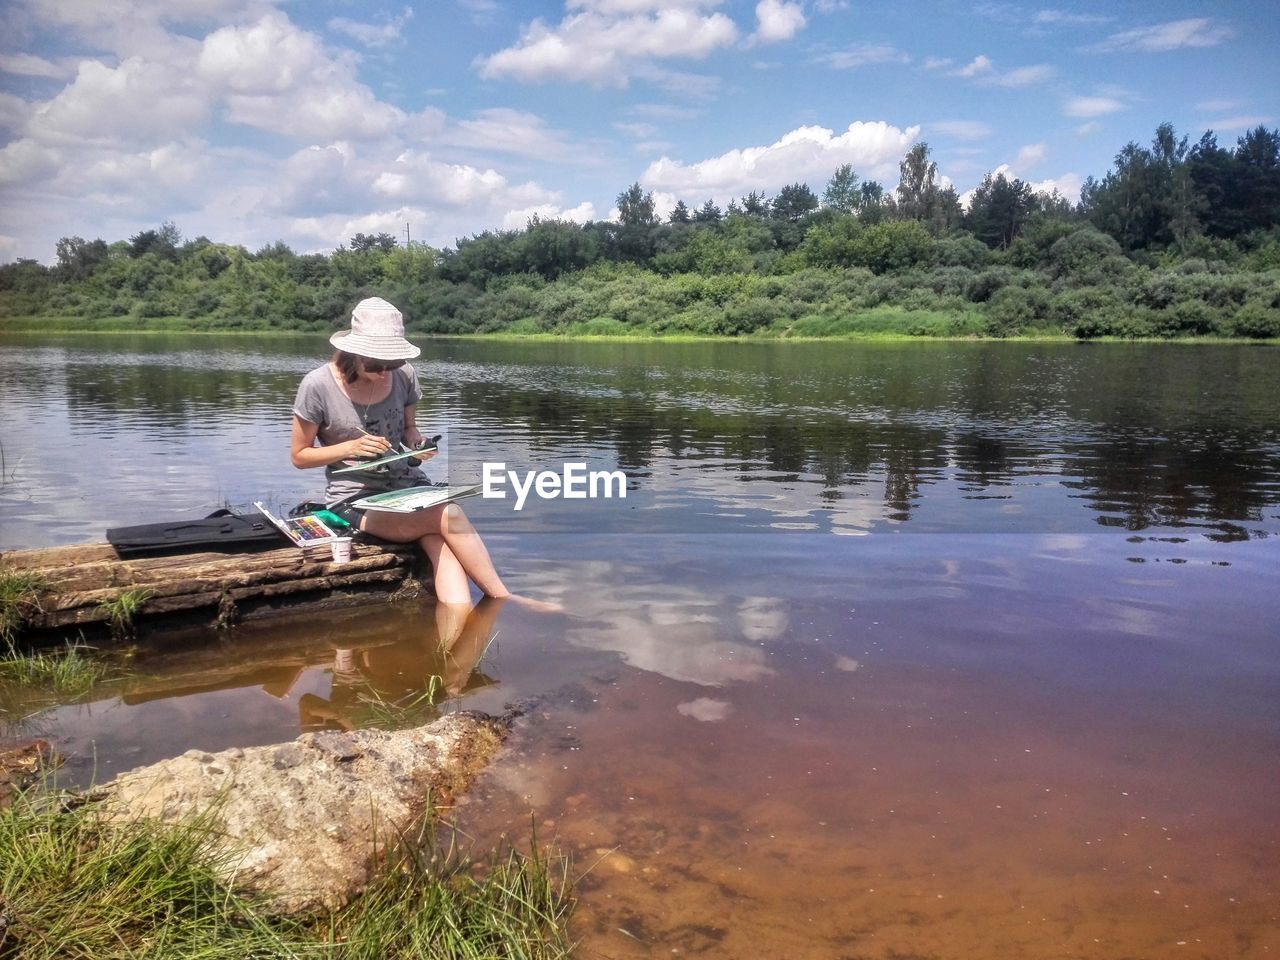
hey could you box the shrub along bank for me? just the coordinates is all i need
[4,228,1277,340]
[3,122,1279,340]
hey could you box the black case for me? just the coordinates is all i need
[106,509,287,557]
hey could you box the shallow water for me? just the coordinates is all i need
[2,335,1278,958]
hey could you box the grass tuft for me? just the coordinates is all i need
[0,569,46,644]
[97,588,152,641]
[0,790,294,959]
[323,817,575,959]
[0,787,575,960]
[355,677,445,731]
[0,641,110,699]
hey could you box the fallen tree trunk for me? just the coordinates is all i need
[1,541,427,644]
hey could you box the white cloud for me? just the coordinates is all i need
[198,14,345,95]
[930,120,993,141]
[374,155,503,205]
[615,120,659,139]
[922,56,952,70]
[953,55,993,78]
[328,7,414,47]
[961,162,1081,208]
[950,55,1051,87]
[1033,9,1111,26]
[992,64,1053,87]
[648,190,679,220]
[1089,17,1234,53]
[74,140,213,196]
[1015,142,1046,169]
[14,0,269,59]
[1196,98,1241,112]
[1075,121,1102,135]
[1064,95,1125,118]
[640,66,723,101]
[29,56,209,146]
[198,13,403,139]
[0,138,61,186]
[1030,172,1081,201]
[290,207,426,250]
[264,142,366,216]
[0,93,34,132]
[1204,115,1273,132]
[457,0,501,25]
[475,2,738,86]
[0,52,75,79]
[817,44,910,69]
[631,102,701,121]
[448,107,593,163]
[751,0,806,45]
[371,150,555,210]
[500,200,597,229]
[641,120,919,200]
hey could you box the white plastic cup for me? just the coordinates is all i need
[330,537,352,564]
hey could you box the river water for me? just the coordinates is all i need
[2,334,1278,958]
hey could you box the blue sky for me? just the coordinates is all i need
[1,0,1276,264]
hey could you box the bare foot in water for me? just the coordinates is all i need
[504,594,566,614]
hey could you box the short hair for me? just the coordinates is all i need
[332,350,361,384]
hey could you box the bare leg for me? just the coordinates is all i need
[439,503,510,598]
[359,503,510,598]
[421,534,471,605]
[442,596,508,694]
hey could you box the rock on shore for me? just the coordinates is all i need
[101,711,508,914]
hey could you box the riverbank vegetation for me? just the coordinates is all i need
[0,788,574,959]
[2,123,1277,340]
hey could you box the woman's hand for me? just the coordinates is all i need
[403,427,438,462]
[346,433,393,460]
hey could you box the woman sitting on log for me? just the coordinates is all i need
[290,297,554,611]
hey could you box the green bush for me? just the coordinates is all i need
[984,284,1052,336]
[934,234,993,269]
[1226,301,1280,338]
[1047,227,1124,280]
[1051,286,1124,330]
[965,266,1022,303]
[1151,300,1216,337]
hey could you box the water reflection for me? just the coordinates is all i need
[0,598,514,786]
[2,335,1278,547]
[298,597,503,733]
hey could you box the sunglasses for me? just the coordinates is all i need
[362,358,406,373]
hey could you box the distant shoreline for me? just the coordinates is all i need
[0,318,1276,345]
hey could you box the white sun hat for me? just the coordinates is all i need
[329,297,421,360]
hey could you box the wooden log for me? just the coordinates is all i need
[3,540,428,642]
[43,552,407,612]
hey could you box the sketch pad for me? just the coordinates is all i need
[332,442,436,475]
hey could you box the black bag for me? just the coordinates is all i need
[106,509,287,557]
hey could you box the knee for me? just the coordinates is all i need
[443,503,468,528]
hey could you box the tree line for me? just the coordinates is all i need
[1,122,1277,339]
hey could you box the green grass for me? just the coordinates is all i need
[0,789,576,960]
[4,313,1274,343]
[354,678,446,731]
[97,588,153,641]
[0,569,47,645]
[0,642,110,698]
[781,306,991,338]
[0,317,322,336]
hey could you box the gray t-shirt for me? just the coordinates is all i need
[293,363,427,505]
